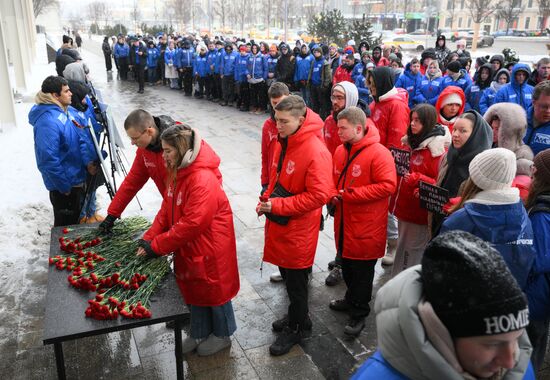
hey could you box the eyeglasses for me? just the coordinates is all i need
[128,129,147,142]
[535,103,550,111]
[331,95,346,101]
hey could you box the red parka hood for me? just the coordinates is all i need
[435,85,466,128]
[175,129,222,182]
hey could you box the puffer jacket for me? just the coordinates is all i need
[495,63,534,111]
[144,133,239,307]
[221,49,238,76]
[247,51,268,81]
[332,122,397,260]
[390,126,450,225]
[177,47,195,68]
[355,74,371,105]
[193,53,209,77]
[234,53,250,83]
[395,63,423,108]
[351,267,535,380]
[370,88,410,150]
[294,52,313,82]
[262,109,333,269]
[146,47,159,68]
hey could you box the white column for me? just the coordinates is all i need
[13,0,32,74]
[0,0,28,91]
[21,0,35,61]
[26,0,36,59]
[0,7,17,130]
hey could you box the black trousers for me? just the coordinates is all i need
[249,81,267,110]
[222,75,235,103]
[118,57,128,80]
[205,75,214,98]
[342,257,376,319]
[158,61,165,84]
[214,73,222,99]
[49,187,84,227]
[195,76,206,96]
[135,65,145,91]
[310,85,331,120]
[103,53,112,71]
[236,82,250,109]
[182,67,193,94]
[527,318,550,372]
[279,266,312,331]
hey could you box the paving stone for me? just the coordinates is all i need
[233,299,278,350]
[13,345,79,380]
[141,349,191,380]
[185,336,246,373]
[192,355,259,380]
[254,353,326,380]
[132,322,179,358]
[244,343,305,367]
[301,333,356,380]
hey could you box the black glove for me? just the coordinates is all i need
[138,239,158,259]
[98,214,117,234]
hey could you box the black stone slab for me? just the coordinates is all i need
[43,224,189,345]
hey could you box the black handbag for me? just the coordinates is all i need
[265,182,294,225]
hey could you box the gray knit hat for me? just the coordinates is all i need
[469,148,516,190]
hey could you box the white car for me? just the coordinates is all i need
[383,36,425,52]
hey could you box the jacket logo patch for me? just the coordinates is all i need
[373,109,381,122]
[533,133,550,146]
[412,154,423,166]
[286,160,295,175]
[176,191,182,206]
[268,131,278,141]
[143,157,156,168]
[351,164,361,177]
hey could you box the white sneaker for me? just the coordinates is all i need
[182,336,206,354]
[270,271,283,282]
[196,335,231,356]
[382,239,397,266]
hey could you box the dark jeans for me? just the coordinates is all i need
[118,57,128,80]
[158,62,165,84]
[134,65,145,90]
[527,318,550,372]
[236,82,250,109]
[182,67,193,94]
[195,76,206,96]
[341,257,376,319]
[49,187,84,227]
[279,266,312,331]
[205,74,214,98]
[222,75,235,103]
[310,85,331,120]
[103,53,112,71]
[214,73,222,99]
[249,81,267,110]
[147,66,157,83]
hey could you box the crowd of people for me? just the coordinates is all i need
[28,29,550,378]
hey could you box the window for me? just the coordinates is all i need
[525,17,530,29]
[468,18,472,28]
[528,0,533,8]
[447,0,454,10]
[458,17,463,27]
[460,0,465,9]
[445,17,452,27]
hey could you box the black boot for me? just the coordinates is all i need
[272,315,312,336]
[329,298,351,312]
[269,326,302,356]
[325,266,342,286]
[344,317,365,336]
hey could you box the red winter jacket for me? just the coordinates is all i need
[332,65,353,86]
[435,85,466,134]
[262,109,333,269]
[143,138,239,307]
[323,113,341,156]
[333,121,397,260]
[389,127,451,225]
[261,117,278,187]
[369,87,410,149]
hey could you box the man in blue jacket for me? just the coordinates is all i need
[294,44,313,106]
[524,80,550,155]
[495,63,534,112]
[28,76,97,226]
[113,35,129,80]
[395,58,422,108]
[177,39,195,96]
[235,45,250,112]
[220,43,237,106]
[129,37,147,93]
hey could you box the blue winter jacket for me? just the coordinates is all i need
[247,52,268,80]
[525,196,550,320]
[355,75,371,104]
[29,104,91,193]
[351,350,536,380]
[352,62,364,82]
[214,48,224,74]
[479,86,497,115]
[146,47,160,68]
[414,75,444,105]
[441,69,472,92]
[266,54,279,77]
[294,53,313,82]
[164,48,177,66]
[68,106,97,163]
[113,43,129,58]
[193,54,209,77]
[310,56,326,86]
[221,50,238,76]
[495,63,534,111]
[524,105,550,155]
[464,83,489,113]
[206,49,217,74]
[234,53,250,83]
[177,47,195,68]
[395,63,423,108]
[440,200,536,290]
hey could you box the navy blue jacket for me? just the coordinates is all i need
[114,43,129,58]
[441,200,536,290]
[177,47,195,68]
[29,104,91,193]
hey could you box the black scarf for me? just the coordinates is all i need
[407,124,445,150]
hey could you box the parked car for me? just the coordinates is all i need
[409,29,433,36]
[383,36,424,52]
[493,29,528,37]
[479,30,495,47]
[438,28,454,41]
[394,28,407,35]
[451,28,471,42]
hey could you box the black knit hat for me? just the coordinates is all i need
[421,231,529,338]
[446,60,462,73]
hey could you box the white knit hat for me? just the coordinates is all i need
[469,148,517,191]
[441,93,463,107]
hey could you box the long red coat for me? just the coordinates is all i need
[323,113,341,156]
[262,109,333,269]
[143,140,239,306]
[369,88,410,150]
[261,117,278,187]
[332,65,353,86]
[389,128,450,225]
[333,122,397,260]
[107,146,167,218]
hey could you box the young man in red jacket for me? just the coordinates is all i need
[257,95,333,356]
[329,106,396,336]
[98,109,177,233]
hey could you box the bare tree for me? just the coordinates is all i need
[213,0,228,29]
[496,0,524,35]
[264,0,273,37]
[87,2,106,27]
[466,0,495,50]
[539,0,550,32]
[33,0,59,17]
[130,0,142,31]
[447,0,457,31]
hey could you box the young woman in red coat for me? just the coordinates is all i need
[137,123,240,357]
[389,104,450,277]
